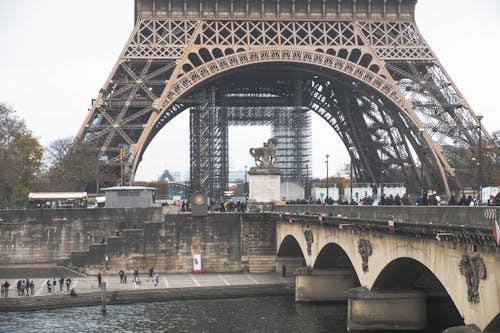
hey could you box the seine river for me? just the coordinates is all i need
[2,295,451,333]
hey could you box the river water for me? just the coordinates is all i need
[3,295,451,333]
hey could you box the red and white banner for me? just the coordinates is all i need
[193,254,202,273]
[388,215,394,232]
[484,208,497,220]
[493,220,500,246]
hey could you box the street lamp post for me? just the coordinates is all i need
[325,154,330,202]
[471,157,477,199]
[419,128,425,195]
[305,164,309,201]
[244,165,248,198]
[477,114,483,205]
[348,147,355,204]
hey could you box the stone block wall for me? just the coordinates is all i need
[0,209,278,274]
[0,207,162,264]
[241,213,277,257]
[241,213,277,272]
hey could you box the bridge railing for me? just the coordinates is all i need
[274,205,496,228]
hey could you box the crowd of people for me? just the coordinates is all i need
[283,190,500,207]
[46,277,72,293]
[101,267,160,288]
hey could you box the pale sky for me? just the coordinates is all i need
[0,1,498,181]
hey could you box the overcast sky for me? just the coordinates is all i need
[0,0,498,181]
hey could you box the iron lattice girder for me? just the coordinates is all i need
[75,0,492,197]
[189,77,312,199]
[304,76,420,190]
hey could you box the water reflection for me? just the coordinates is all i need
[3,296,451,333]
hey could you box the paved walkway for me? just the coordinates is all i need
[1,272,295,299]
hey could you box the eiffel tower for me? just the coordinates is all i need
[76,0,492,199]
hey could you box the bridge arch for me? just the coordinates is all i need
[277,234,304,258]
[372,257,464,330]
[313,243,357,272]
[133,48,453,195]
[276,234,308,272]
[276,219,500,331]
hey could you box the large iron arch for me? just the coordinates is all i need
[77,3,493,197]
[133,49,453,195]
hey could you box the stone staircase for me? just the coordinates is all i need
[248,256,276,273]
[0,265,85,279]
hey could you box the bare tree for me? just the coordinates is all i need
[46,137,73,169]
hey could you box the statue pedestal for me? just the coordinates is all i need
[248,167,281,212]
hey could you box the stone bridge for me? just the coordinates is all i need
[274,205,499,332]
[1,205,498,331]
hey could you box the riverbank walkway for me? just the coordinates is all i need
[0,267,295,312]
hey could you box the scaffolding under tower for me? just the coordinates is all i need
[189,76,312,201]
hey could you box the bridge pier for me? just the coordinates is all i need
[295,268,358,302]
[345,287,427,331]
[276,257,304,276]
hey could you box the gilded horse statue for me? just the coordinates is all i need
[249,138,277,168]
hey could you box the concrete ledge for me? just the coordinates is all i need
[296,269,358,302]
[346,287,427,331]
[0,284,294,312]
[442,325,481,333]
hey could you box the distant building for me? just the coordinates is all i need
[171,171,182,182]
[229,169,245,182]
[101,186,156,208]
[311,185,340,202]
[168,182,187,200]
[281,182,305,201]
[159,169,174,182]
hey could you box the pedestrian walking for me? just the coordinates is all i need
[30,281,34,295]
[123,272,127,284]
[20,280,26,296]
[154,272,159,287]
[119,270,123,283]
[59,277,64,292]
[133,268,139,284]
[97,272,102,288]
[46,280,52,293]
[4,281,9,297]
[25,279,30,296]
[148,267,154,282]
[66,277,72,292]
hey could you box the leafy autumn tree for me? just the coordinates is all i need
[9,134,44,184]
[0,103,28,151]
[483,130,500,186]
[0,104,44,207]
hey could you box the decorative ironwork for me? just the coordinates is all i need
[75,0,493,198]
[357,239,373,272]
[459,255,487,304]
[304,230,314,256]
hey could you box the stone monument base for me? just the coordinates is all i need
[248,168,281,212]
